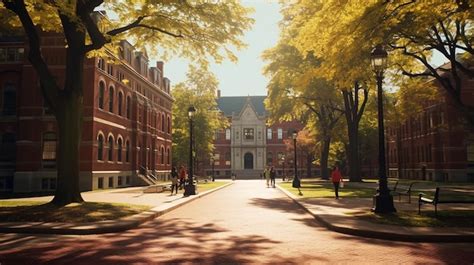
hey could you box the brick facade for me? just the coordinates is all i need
[0,33,173,192]
[386,75,474,182]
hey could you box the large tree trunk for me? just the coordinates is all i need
[51,96,84,205]
[347,123,361,182]
[320,136,331,180]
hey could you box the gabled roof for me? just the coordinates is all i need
[217,96,266,116]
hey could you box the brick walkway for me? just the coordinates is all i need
[0,180,473,264]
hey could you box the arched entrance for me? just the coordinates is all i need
[244,152,253,169]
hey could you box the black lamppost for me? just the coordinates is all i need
[371,45,396,213]
[184,105,196,196]
[292,131,298,181]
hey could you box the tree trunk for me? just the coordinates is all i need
[51,95,84,206]
[320,136,331,180]
[347,123,362,182]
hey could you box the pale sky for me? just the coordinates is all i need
[162,0,282,97]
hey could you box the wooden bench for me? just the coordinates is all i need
[391,181,418,203]
[418,187,474,215]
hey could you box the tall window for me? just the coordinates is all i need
[225,129,231,140]
[108,135,114,161]
[277,128,283,139]
[0,133,16,163]
[2,83,16,115]
[42,132,57,161]
[267,128,272,140]
[161,114,165,132]
[118,92,123,116]
[97,58,105,70]
[97,134,104,160]
[126,96,131,118]
[167,147,171,164]
[244,128,254,140]
[160,146,165,164]
[108,87,114,112]
[98,82,105,109]
[117,138,123,162]
[167,116,171,133]
[267,152,273,165]
[125,140,130,162]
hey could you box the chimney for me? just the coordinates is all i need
[217,89,221,99]
[156,61,164,75]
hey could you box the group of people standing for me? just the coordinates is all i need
[170,166,188,195]
[263,166,276,188]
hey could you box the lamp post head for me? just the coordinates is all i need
[188,105,196,118]
[292,131,298,140]
[370,44,388,73]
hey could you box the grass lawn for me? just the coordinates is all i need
[279,181,375,198]
[0,201,151,223]
[350,210,474,227]
[197,181,229,192]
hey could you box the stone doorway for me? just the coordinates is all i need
[244,152,254,169]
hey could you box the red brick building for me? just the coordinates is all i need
[387,70,474,182]
[0,31,173,192]
[207,94,314,179]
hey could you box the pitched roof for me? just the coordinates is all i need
[217,96,266,116]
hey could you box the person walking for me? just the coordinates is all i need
[331,165,343,199]
[270,166,276,188]
[170,167,179,195]
[178,166,186,190]
[264,167,270,187]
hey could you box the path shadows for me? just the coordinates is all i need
[331,233,474,265]
[0,217,319,264]
[249,197,307,215]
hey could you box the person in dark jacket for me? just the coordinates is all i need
[170,167,179,195]
[270,166,276,188]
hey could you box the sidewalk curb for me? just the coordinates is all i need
[0,182,233,235]
[276,184,474,243]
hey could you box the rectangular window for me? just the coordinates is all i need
[267,128,272,140]
[98,177,104,189]
[244,128,254,140]
[118,176,123,186]
[277,128,283,139]
[42,140,56,160]
[126,176,131,185]
[225,129,231,140]
[108,177,114,188]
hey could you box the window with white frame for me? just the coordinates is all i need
[267,128,272,140]
[225,129,231,140]
[277,128,283,139]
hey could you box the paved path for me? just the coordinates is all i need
[0,180,473,264]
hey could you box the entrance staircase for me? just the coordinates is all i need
[232,169,264,179]
[137,166,158,185]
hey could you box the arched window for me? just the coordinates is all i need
[2,83,16,115]
[108,86,114,112]
[117,138,123,162]
[126,96,131,119]
[125,140,130,162]
[167,147,170,165]
[97,134,104,160]
[161,113,165,132]
[42,132,57,161]
[98,81,105,109]
[160,146,165,164]
[167,116,171,133]
[108,135,114,161]
[118,92,123,116]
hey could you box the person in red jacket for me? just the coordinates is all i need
[331,166,343,199]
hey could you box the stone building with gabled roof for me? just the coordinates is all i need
[208,92,313,179]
